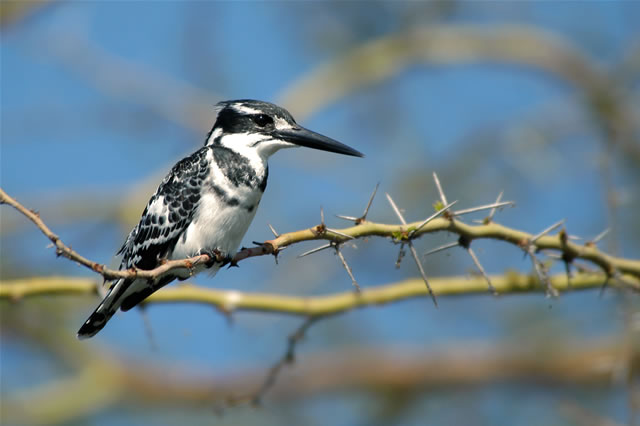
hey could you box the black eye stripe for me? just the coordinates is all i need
[212,108,276,136]
[253,114,274,127]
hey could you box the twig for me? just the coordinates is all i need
[466,247,496,294]
[522,220,567,297]
[528,246,558,297]
[336,182,379,224]
[385,193,438,306]
[394,243,406,268]
[231,317,319,406]
[334,245,361,292]
[299,207,359,290]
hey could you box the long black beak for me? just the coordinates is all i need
[274,127,364,157]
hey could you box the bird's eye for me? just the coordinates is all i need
[253,114,273,127]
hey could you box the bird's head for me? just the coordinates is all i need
[205,99,363,159]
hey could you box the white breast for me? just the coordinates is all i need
[168,148,265,268]
[169,191,260,262]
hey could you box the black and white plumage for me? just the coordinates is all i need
[77,99,363,339]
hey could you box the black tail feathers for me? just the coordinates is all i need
[77,302,118,339]
[76,275,176,339]
[76,280,128,339]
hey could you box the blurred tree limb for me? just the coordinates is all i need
[40,30,219,133]
[0,272,631,314]
[2,336,635,425]
[0,0,56,29]
[43,21,639,153]
[279,25,640,163]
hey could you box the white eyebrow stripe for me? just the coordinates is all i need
[234,104,261,114]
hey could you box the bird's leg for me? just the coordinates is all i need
[196,248,235,268]
[197,248,225,268]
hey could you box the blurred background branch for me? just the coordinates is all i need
[0,271,630,313]
[278,25,639,162]
[2,334,635,425]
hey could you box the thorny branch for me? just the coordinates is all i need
[1,186,639,291]
[299,207,361,292]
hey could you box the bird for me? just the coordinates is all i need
[77,99,363,339]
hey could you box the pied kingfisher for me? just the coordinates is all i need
[77,100,362,339]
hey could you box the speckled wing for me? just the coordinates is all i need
[117,146,210,271]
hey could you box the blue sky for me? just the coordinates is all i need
[1,2,638,425]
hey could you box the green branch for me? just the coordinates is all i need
[263,219,640,279]
[2,272,633,318]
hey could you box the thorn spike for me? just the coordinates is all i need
[467,247,496,294]
[531,219,566,243]
[487,191,504,221]
[412,200,458,236]
[408,241,438,307]
[362,182,380,220]
[298,243,332,258]
[334,246,360,292]
[268,223,279,238]
[592,228,610,244]
[423,241,459,257]
[385,193,407,225]
[453,201,514,217]
[432,172,448,206]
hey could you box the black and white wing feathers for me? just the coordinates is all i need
[118,146,210,271]
[76,146,212,339]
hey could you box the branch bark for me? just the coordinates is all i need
[0,272,634,317]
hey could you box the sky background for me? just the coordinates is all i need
[1,2,639,425]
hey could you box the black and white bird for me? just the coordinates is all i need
[77,99,363,339]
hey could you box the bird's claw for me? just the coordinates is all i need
[198,248,226,268]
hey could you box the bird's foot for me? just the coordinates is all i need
[197,248,225,268]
